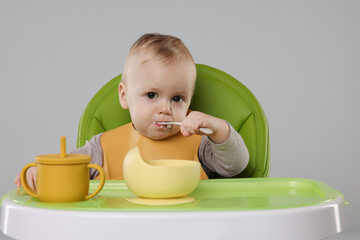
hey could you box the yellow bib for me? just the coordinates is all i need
[97,123,208,180]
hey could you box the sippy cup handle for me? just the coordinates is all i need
[85,163,106,200]
[20,162,38,198]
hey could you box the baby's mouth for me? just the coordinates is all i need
[153,121,172,129]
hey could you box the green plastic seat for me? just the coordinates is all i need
[77,64,270,178]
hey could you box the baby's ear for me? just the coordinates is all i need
[118,82,129,109]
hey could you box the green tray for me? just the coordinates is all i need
[1,178,345,212]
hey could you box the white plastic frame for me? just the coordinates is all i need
[1,195,344,240]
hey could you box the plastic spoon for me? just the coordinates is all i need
[154,122,213,135]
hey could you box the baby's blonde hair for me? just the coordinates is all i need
[122,33,195,82]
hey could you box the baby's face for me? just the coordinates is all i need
[119,54,196,140]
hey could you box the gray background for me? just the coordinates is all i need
[1,0,359,239]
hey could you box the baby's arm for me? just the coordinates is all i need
[181,111,249,178]
[198,124,249,178]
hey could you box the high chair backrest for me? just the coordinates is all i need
[77,64,270,178]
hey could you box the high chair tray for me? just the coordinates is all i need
[1,178,346,240]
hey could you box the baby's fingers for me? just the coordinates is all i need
[180,126,192,137]
[26,168,37,191]
[181,122,206,136]
[14,174,21,187]
[28,178,36,191]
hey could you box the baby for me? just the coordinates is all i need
[15,33,249,189]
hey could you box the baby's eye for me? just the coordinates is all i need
[172,96,184,103]
[146,92,157,99]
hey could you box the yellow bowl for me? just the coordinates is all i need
[123,146,200,198]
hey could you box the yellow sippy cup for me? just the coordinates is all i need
[20,136,105,203]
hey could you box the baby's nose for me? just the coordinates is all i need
[158,101,171,115]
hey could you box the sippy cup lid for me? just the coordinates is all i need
[35,136,91,165]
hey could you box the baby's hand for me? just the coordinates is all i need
[14,167,37,191]
[180,111,230,144]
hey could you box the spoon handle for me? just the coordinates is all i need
[198,128,213,135]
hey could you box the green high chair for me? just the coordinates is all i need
[2,66,347,240]
[77,64,270,178]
